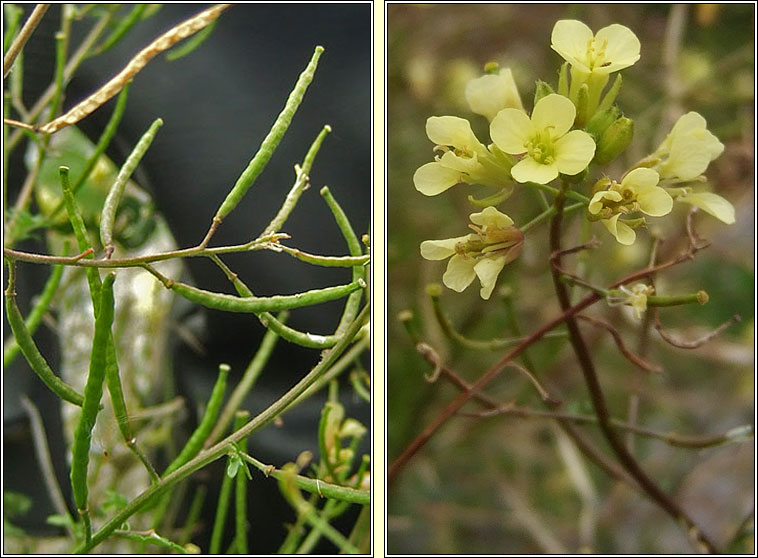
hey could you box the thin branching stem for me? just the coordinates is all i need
[548,182,719,554]
[389,203,716,485]
[3,4,50,77]
[74,304,368,553]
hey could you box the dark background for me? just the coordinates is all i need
[3,3,371,553]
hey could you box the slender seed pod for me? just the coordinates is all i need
[168,278,364,314]
[210,255,340,348]
[62,168,159,481]
[59,166,102,301]
[213,46,323,223]
[262,124,332,237]
[5,273,86,407]
[100,118,163,257]
[162,364,230,477]
[4,260,64,367]
[104,332,159,482]
[69,273,116,535]
[276,245,370,268]
[320,186,365,335]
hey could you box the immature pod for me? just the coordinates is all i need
[100,118,163,256]
[213,46,323,223]
[5,285,85,407]
[162,364,230,477]
[70,273,117,526]
[169,278,364,314]
[4,261,64,367]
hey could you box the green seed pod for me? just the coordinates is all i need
[169,278,364,314]
[70,273,116,525]
[595,116,634,164]
[5,280,86,407]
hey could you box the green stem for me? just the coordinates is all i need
[521,202,584,233]
[234,411,250,554]
[75,304,369,553]
[428,285,567,350]
[91,5,148,55]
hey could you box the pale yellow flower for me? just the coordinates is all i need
[551,20,641,78]
[588,168,671,245]
[465,68,524,121]
[652,112,724,182]
[490,94,595,184]
[420,207,523,300]
[414,116,513,196]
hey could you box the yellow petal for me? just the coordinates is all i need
[490,108,532,155]
[531,94,576,137]
[473,255,508,300]
[551,20,594,72]
[602,214,636,245]
[413,161,462,196]
[553,129,596,175]
[595,23,641,72]
[588,190,622,214]
[622,167,660,191]
[637,186,673,217]
[469,206,514,229]
[678,192,736,224]
[465,69,524,121]
[426,116,477,150]
[510,156,559,185]
[420,235,471,260]
[443,255,477,292]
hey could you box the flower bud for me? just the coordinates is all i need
[595,116,634,164]
[585,106,620,141]
[533,80,555,105]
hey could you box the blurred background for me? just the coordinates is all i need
[387,4,753,554]
[4,3,370,553]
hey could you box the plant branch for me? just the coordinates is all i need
[414,341,637,487]
[3,4,50,77]
[73,304,369,553]
[548,182,719,554]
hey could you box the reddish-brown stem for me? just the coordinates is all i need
[387,289,601,483]
[389,210,713,487]
[549,184,719,554]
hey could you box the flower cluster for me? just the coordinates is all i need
[420,207,524,300]
[416,19,735,299]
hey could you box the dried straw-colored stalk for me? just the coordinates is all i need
[37,4,231,134]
